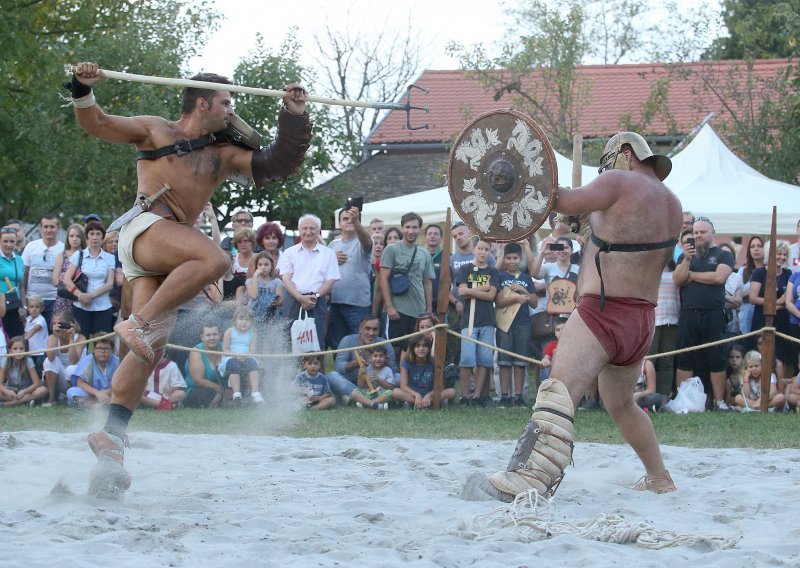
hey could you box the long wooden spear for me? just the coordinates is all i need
[64,65,430,129]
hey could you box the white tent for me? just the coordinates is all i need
[668,124,800,235]
[361,125,800,235]
[360,151,598,228]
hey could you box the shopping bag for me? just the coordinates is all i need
[663,376,706,413]
[291,309,320,353]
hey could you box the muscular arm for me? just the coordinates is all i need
[553,174,622,216]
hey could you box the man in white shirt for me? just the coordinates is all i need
[278,214,341,344]
[22,214,64,328]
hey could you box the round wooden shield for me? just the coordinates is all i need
[448,109,558,242]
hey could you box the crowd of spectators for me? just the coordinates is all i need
[1,207,799,414]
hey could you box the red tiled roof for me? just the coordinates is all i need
[367,60,790,145]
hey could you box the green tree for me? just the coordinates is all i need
[222,34,340,230]
[704,0,799,59]
[0,1,219,225]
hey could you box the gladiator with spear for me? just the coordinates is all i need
[65,62,314,492]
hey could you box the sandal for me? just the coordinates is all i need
[633,470,676,494]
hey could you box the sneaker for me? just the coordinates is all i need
[714,400,731,412]
[341,395,352,407]
[374,403,388,410]
[459,397,471,407]
[514,396,527,408]
[232,392,242,407]
[479,396,493,408]
[498,396,512,408]
[41,402,53,408]
[356,401,366,409]
[578,399,600,411]
[251,391,264,404]
[114,314,155,364]
[403,401,413,409]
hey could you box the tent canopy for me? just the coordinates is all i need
[361,125,800,236]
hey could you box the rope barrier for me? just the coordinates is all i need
[4,321,800,369]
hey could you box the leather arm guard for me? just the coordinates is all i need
[251,108,313,188]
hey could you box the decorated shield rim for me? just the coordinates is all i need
[447,108,558,243]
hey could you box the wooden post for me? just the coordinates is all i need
[433,208,453,410]
[572,134,583,189]
[760,207,778,412]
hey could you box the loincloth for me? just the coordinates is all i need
[577,293,655,367]
[118,212,168,281]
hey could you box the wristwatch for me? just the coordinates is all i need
[314,292,320,299]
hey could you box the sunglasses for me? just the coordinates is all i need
[0,227,17,234]
[695,216,714,228]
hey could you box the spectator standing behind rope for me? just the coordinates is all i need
[673,217,735,411]
[749,240,794,376]
[63,220,116,337]
[0,226,26,339]
[379,212,435,361]
[278,214,340,346]
[326,207,372,350]
[21,214,64,329]
[52,224,87,316]
[738,236,765,334]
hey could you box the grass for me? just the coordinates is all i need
[1,405,798,449]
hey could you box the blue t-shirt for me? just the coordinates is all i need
[788,272,800,325]
[292,371,331,397]
[498,271,536,327]
[401,358,434,395]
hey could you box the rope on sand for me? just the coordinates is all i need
[474,490,741,549]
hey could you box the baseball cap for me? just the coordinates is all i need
[84,213,102,223]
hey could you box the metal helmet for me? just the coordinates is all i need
[598,132,672,181]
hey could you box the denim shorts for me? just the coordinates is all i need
[459,326,495,368]
[496,324,532,367]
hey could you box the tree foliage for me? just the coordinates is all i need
[219,34,340,229]
[1,1,220,225]
[704,0,800,60]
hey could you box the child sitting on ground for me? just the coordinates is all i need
[41,310,86,407]
[140,355,187,410]
[735,350,786,412]
[352,344,393,411]
[394,334,456,409]
[0,336,47,407]
[220,306,262,405]
[291,354,335,410]
[725,344,746,409]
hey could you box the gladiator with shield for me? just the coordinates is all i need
[66,62,312,492]
[450,111,681,500]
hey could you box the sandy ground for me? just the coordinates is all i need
[1,431,798,567]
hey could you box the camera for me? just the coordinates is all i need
[57,321,71,329]
[343,196,363,212]
[686,237,696,248]
[550,243,565,251]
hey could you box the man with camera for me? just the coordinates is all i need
[326,201,372,350]
[673,217,734,411]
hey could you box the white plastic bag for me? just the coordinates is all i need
[291,309,320,354]
[664,376,706,413]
